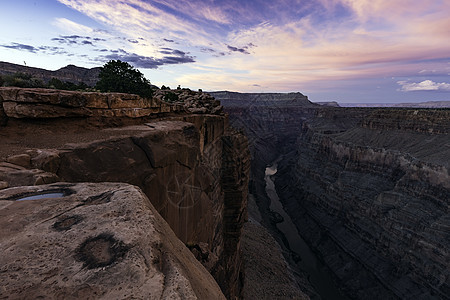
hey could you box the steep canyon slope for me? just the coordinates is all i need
[214,91,450,299]
[0,88,249,299]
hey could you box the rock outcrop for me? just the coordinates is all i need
[217,92,449,299]
[0,182,225,299]
[0,87,222,120]
[0,87,182,119]
[0,88,248,299]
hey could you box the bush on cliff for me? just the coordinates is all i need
[1,72,46,88]
[48,78,89,91]
[95,60,153,98]
[164,92,179,102]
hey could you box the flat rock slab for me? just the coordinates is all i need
[0,182,225,299]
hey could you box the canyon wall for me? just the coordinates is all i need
[214,91,323,298]
[216,92,449,299]
[0,88,249,299]
[275,108,449,299]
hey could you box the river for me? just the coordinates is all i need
[265,161,347,300]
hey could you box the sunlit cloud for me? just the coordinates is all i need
[53,17,95,34]
[3,0,448,100]
[56,0,218,49]
[397,80,450,92]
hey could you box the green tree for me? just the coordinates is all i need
[95,60,153,98]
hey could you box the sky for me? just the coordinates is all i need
[0,0,449,103]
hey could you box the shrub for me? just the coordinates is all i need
[164,92,179,102]
[95,60,153,98]
[48,78,89,91]
[2,72,45,88]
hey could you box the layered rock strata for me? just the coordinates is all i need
[217,91,449,299]
[0,182,225,299]
[275,108,449,299]
[214,91,322,298]
[0,87,221,120]
[0,88,248,299]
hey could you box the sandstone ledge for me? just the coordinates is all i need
[0,87,223,121]
[0,182,225,299]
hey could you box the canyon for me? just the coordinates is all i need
[0,87,448,299]
[212,91,449,299]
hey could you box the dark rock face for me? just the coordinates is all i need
[1,120,247,299]
[217,91,449,299]
[275,109,449,299]
[214,92,322,297]
[0,93,6,126]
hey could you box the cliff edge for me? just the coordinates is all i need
[0,87,249,299]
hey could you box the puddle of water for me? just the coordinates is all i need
[265,161,347,300]
[16,192,65,201]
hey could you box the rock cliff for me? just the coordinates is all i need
[275,108,449,299]
[0,88,249,299]
[216,92,449,299]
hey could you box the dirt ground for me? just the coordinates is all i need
[0,117,174,160]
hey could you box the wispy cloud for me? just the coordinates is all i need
[51,35,107,46]
[56,0,215,47]
[99,48,195,69]
[227,45,249,54]
[50,0,450,93]
[53,17,96,34]
[0,43,38,53]
[397,80,450,92]
[0,43,68,56]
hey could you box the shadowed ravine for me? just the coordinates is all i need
[265,159,347,300]
[214,91,449,299]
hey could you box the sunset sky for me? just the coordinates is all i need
[1,0,449,103]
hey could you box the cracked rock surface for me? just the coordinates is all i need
[0,182,225,299]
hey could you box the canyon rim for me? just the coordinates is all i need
[0,85,448,299]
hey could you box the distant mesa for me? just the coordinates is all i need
[313,101,340,107]
[209,91,318,108]
[341,101,450,108]
[0,61,100,87]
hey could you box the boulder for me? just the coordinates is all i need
[6,153,31,168]
[0,182,225,299]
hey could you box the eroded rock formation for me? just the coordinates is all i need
[0,88,249,299]
[216,91,449,299]
[275,108,449,299]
